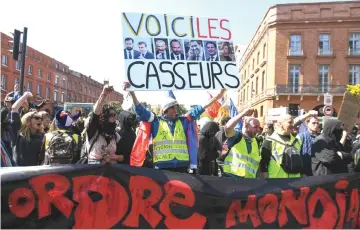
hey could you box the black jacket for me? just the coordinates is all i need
[311,119,353,176]
[116,111,136,165]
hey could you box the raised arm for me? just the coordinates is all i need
[202,89,226,111]
[225,108,253,138]
[294,110,318,126]
[94,85,113,115]
[12,92,32,113]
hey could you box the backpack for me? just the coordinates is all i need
[268,137,303,174]
[46,131,77,165]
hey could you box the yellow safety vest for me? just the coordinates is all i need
[152,120,189,163]
[223,137,260,178]
[268,135,302,178]
[45,129,79,150]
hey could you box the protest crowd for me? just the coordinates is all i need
[1,82,360,179]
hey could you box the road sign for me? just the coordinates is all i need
[323,105,334,116]
[324,93,333,106]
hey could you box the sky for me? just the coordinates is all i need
[0,0,347,108]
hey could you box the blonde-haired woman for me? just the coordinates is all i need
[11,92,44,166]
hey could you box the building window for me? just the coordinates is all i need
[46,88,50,100]
[38,69,43,79]
[62,78,66,88]
[252,59,255,70]
[257,52,260,65]
[84,87,87,94]
[1,74,7,90]
[349,33,360,55]
[15,61,20,70]
[289,104,300,116]
[27,81,32,91]
[255,77,258,96]
[74,82,77,90]
[349,65,360,85]
[289,35,302,56]
[319,34,331,55]
[1,55,8,66]
[80,85,82,92]
[62,67,66,72]
[261,71,265,92]
[263,43,266,59]
[37,84,41,97]
[28,65,33,75]
[260,105,263,117]
[54,90,58,101]
[68,80,72,89]
[14,78,19,86]
[47,73,51,81]
[68,93,71,102]
[318,64,330,92]
[61,92,65,103]
[289,65,300,93]
[55,63,59,69]
[55,75,59,84]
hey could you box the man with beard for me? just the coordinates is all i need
[170,39,185,60]
[311,119,353,175]
[124,37,141,60]
[81,85,124,164]
[187,40,205,61]
[155,39,170,60]
[123,82,225,172]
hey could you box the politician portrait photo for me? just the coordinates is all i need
[169,39,185,60]
[204,41,219,61]
[154,38,170,60]
[185,40,205,61]
[218,41,235,62]
[135,38,155,59]
[123,37,141,60]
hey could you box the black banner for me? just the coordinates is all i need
[1,164,360,229]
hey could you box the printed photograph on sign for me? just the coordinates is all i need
[184,40,205,61]
[121,12,240,91]
[218,41,235,62]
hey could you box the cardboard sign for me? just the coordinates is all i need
[338,91,360,130]
[1,165,360,229]
[121,13,240,91]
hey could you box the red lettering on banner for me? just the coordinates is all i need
[335,180,349,229]
[226,195,261,228]
[220,19,231,40]
[72,175,129,229]
[196,18,207,38]
[307,188,337,229]
[8,188,35,218]
[29,174,74,219]
[207,18,219,39]
[346,189,359,229]
[278,187,309,227]
[160,180,206,229]
[123,176,163,228]
[258,194,278,224]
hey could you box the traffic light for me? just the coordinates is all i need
[12,29,21,61]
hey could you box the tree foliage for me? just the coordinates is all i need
[347,84,360,98]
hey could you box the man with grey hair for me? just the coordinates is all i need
[223,108,262,178]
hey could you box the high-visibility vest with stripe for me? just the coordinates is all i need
[45,129,79,149]
[355,149,359,167]
[152,120,189,163]
[268,135,301,178]
[223,137,260,178]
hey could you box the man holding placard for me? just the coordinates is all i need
[123,82,225,172]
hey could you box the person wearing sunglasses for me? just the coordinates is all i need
[10,92,45,166]
[80,85,124,164]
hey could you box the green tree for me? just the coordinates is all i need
[177,104,188,115]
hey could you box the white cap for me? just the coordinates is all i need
[162,97,179,112]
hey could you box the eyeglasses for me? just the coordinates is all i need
[32,116,43,121]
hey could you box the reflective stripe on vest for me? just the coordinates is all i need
[223,136,260,178]
[268,134,302,178]
[152,119,188,163]
[45,129,79,150]
[355,150,359,166]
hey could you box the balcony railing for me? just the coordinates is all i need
[275,84,346,95]
[349,48,360,56]
[288,48,304,56]
[318,48,333,56]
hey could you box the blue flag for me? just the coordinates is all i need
[229,98,243,131]
[168,90,176,100]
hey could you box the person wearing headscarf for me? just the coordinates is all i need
[116,111,136,165]
[311,119,353,176]
[198,121,222,176]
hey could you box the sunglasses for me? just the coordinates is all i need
[109,113,117,118]
[32,116,43,121]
